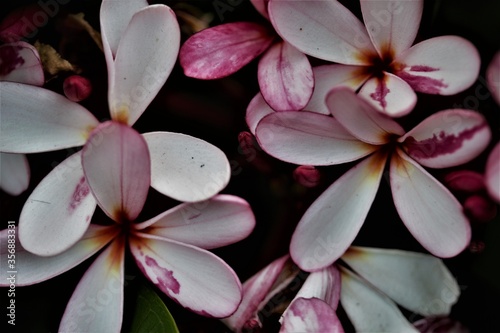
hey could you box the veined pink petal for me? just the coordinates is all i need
[395,36,480,95]
[360,0,423,58]
[0,41,44,86]
[326,87,405,145]
[294,266,341,310]
[340,267,417,333]
[390,149,471,258]
[134,195,255,250]
[485,142,500,202]
[59,236,125,333]
[358,73,417,117]
[109,5,180,126]
[0,153,29,196]
[180,22,274,79]
[143,132,230,202]
[250,0,270,20]
[19,153,96,256]
[255,111,378,166]
[258,41,314,111]
[82,122,150,223]
[486,52,500,104]
[342,247,460,316]
[268,0,376,65]
[280,297,344,333]
[0,225,117,286]
[246,93,275,135]
[0,82,98,153]
[290,152,387,271]
[401,109,491,168]
[130,233,242,318]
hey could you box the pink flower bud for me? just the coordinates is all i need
[0,5,43,43]
[293,165,321,188]
[238,131,257,154]
[63,75,92,102]
[463,194,497,222]
[443,170,484,193]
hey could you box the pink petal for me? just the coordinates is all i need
[59,237,125,333]
[109,5,180,126]
[0,153,29,196]
[19,153,96,256]
[0,82,99,153]
[295,266,341,310]
[358,73,417,117]
[134,195,255,249]
[268,0,376,65]
[246,93,275,135]
[180,22,274,79]
[290,152,387,271]
[0,41,44,86]
[280,297,344,333]
[360,0,423,57]
[395,36,480,95]
[485,142,500,202]
[250,0,270,19]
[487,52,500,104]
[143,132,230,202]
[82,122,150,222]
[390,149,471,258]
[401,109,491,168]
[130,233,242,318]
[0,225,117,286]
[258,41,314,111]
[326,87,405,145]
[444,170,485,193]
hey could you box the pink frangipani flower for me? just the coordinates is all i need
[255,87,491,271]
[268,0,480,117]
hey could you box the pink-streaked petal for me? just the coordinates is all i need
[342,247,460,316]
[295,266,341,310]
[305,65,369,115]
[486,52,500,104]
[82,122,150,222]
[0,41,44,86]
[258,41,314,111]
[59,237,125,333]
[135,195,255,250]
[358,73,417,117]
[143,132,230,203]
[360,0,423,57]
[256,111,378,166]
[290,152,387,271]
[280,297,344,333]
[401,109,491,168]
[246,93,275,135]
[395,36,480,95]
[0,82,98,153]
[390,149,471,258]
[19,153,96,256]
[268,0,376,65]
[130,233,242,318]
[340,267,417,333]
[485,142,500,202]
[326,87,405,145]
[180,22,274,79]
[0,153,29,196]
[109,5,180,126]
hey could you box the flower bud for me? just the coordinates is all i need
[464,194,497,222]
[63,75,92,102]
[293,165,321,188]
[443,170,484,193]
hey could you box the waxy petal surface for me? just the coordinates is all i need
[246,93,275,135]
[280,298,343,333]
[0,153,29,196]
[485,142,500,202]
[0,82,98,153]
[486,52,500,104]
[0,41,44,86]
[390,149,471,257]
[144,132,230,202]
[295,265,341,309]
[19,153,96,256]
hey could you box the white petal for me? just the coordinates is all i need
[0,153,29,196]
[246,93,275,135]
[485,142,500,202]
[0,41,44,86]
[294,266,341,309]
[486,51,500,104]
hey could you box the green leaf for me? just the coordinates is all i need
[129,284,179,333]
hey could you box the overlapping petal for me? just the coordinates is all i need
[280,297,343,333]
[0,41,44,86]
[485,142,500,202]
[0,153,29,196]
[294,265,341,310]
[250,0,270,19]
[246,93,275,135]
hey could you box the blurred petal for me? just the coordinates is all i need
[280,297,343,333]
[444,170,485,193]
[82,121,150,222]
[246,93,274,135]
[109,5,180,126]
[0,41,44,86]
[395,36,480,95]
[255,111,377,166]
[0,153,29,196]
[19,153,96,256]
[485,142,500,202]
[340,267,417,333]
[413,316,469,333]
[342,247,459,316]
[295,266,341,310]
[130,233,242,318]
[401,109,490,168]
[0,82,98,153]
[144,132,230,202]
[180,22,274,79]
[290,152,387,271]
[250,0,270,19]
[269,0,376,64]
[59,237,125,333]
[390,149,471,257]
[258,41,314,111]
[135,195,255,249]
[486,52,500,104]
